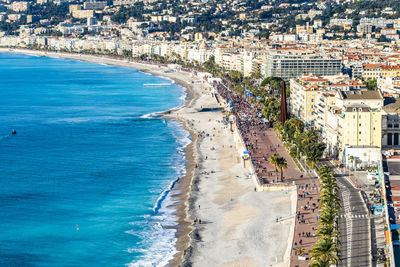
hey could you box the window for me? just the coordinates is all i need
[395,124,399,128]
[395,133,399,146]
[389,124,393,128]
[388,133,393,146]
[359,131,362,135]
[359,123,361,126]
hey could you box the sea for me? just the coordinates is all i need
[0,52,190,266]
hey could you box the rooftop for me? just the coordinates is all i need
[340,90,383,100]
[383,98,400,114]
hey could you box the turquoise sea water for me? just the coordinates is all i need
[0,53,189,266]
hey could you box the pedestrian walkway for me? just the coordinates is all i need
[262,130,321,267]
[214,83,321,266]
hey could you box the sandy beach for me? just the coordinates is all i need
[1,48,296,266]
[167,81,296,267]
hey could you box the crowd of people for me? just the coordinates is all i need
[213,81,321,265]
[213,82,282,184]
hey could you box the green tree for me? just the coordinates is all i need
[316,224,338,239]
[262,96,280,122]
[269,153,279,180]
[364,79,377,90]
[310,237,340,266]
[229,70,243,84]
[277,157,288,182]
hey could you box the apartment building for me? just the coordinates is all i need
[382,99,400,148]
[335,90,384,162]
[363,64,400,80]
[72,10,94,19]
[289,74,329,125]
[261,54,342,80]
[290,82,384,164]
[10,1,29,12]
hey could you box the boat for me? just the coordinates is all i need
[11,129,16,135]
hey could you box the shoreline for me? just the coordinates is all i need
[0,47,199,266]
[1,48,296,266]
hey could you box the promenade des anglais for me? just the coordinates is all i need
[1,0,400,266]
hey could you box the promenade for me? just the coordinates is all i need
[214,82,321,266]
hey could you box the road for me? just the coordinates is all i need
[337,175,371,267]
[384,160,400,266]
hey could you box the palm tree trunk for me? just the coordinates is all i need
[280,167,283,182]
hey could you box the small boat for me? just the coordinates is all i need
[11,129,16,135]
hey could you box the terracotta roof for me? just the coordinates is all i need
[381,65,400,70]
[363,64,382,70]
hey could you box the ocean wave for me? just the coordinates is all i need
[168,120,191,149]
[125,118,190,267]
[180,90,188,102]
[152,179,179,214]
[140,112,162,119]
[45,115,141,124]
[139,79,186,119]
[137,71,152,76]
[0,134,12,141]
[126,191,178,267]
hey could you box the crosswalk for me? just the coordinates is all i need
[337,177,371,267]
[339,213,370,219]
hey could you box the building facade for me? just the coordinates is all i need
[261,54,342,80]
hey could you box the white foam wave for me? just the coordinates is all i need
[125,118,191,267]
[168,120,192,149]
[126,191,178,267]
[0,134,11,141]
[152,178,178,214]
[140,112,161,119]
[179,90,188,102]
[138,71,152,76]
[46,115,135,124]
[139,79,186,120]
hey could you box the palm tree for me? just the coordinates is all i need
[269,153,279,181]
[316,224,336,239]
[318,208,338,227]
[304,142,326,170]
[318,166,332,176]
[273,121,283,136]
[310,237,340,266]
[309,258,327,267]
[277,157,288,182]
